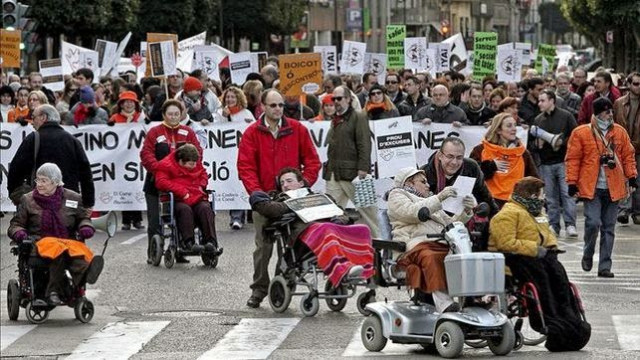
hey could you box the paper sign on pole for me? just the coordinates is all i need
[535,44,556,74]
[255,52,268,70]
[279,53,323,97]
[386,25,405,69]
[364,53,387,85]
[313,45,337,74]
[403,37,428,70]
[193,45,223,82]
[497,47,522,82]
[442,33,468,72]
[372,116,416,178]
[148,41,177,77]
[472,32,498,81]
[95,40,117,69]
[341,41,366,74]
[228,52,254,85]
[61,41,100,76]
[105,32,132,77]
[177,31,206,72]
[39,59,64,92]
[0,29,21,68]
[145,33,178,77]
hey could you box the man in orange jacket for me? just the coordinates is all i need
[565,97,637,278]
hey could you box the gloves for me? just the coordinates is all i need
[437,186,457,202]
[107,120,115,126]
[12,230,28,242]
[17,117,29,126]
[78,226,95,239]
[629,177,638,192]
[568,184,578,197]
[249,191,271,208]
[462,195,477,212]
[536,246,548,259]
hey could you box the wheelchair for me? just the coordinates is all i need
[264,212,370,317]
[7,238,95,324]
[149,191,222,269]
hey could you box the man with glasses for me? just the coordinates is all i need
[385,73,406,106]
[323,85,381,239]
[237,89,321,308]
[571,68,588,93]
[414,84,468,126]
[578,70,621,125]
[614,72,640,224]
[8,104,95,210]
[556,72,582,121]
[397,76,432,120]
[566,97,637,278]
[462,84,495,126]
[415,72,433,98]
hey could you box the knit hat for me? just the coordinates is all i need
[79,85,95,104]
[118,91,139,104]
[322,94,334,105]
[393,167,425,188]
[183,77,203,93]
[592,97,613,116]
[368,83,386,96]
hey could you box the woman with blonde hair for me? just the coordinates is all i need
[242,80,264,119]
[364,84,400,120]
[214,86,255,124]
[470,112,538,208]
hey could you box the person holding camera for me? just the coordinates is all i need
[565,97,637,278]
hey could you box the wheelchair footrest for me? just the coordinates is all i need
[372,239,406,252]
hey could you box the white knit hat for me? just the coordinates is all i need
[393,167,425,188]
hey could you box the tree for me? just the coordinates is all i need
[538,2,572,35]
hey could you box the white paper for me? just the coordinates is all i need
[229,52,253,85]
[441,176,476,215]
[39,59,64,91]
[285,194,344,223]
[106,32,132,77]
[515,42,532,65]
[193,45,223,82]
[372,116,416,178]
[95,39,117,69]
[404,37,428,70]
[341,41,366,74]
[177,31,206,72]
[497,48,522,83]
[364,53,387,85]
[433,42,451,72]
[314,45,337,74]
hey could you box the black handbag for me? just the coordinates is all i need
[9,132,39,206]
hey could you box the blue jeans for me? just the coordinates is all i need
[583,189,618,272]
[539,162,576,232]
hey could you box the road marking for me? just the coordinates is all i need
[66,321,169,360]
[121,233,147,245]
[612,315,640,350]
[342,320,423,357]
[198,318,299,360]
[1,325,37,351]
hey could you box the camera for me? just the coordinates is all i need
[600,154,616,169]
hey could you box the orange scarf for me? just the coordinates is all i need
[480,139,526,200]
[365,102,387,112]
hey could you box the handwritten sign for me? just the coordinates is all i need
[0,29,21,68]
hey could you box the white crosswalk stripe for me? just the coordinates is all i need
[612,315,640,350]
[1,325,37,351]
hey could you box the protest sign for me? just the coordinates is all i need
[105,32,132,77]
[95,39,117,70]
[313,45,337,74]
[429,42,451,72]
[386,25,405,69]
[364,53,387,85]
[228,52,254,85]
[145,33,178,77]
[404,37,428,70]
[0,29,21,68]
[497,46,522,82]
[148,41,177,77]
[256,52,268,70]
[472,32,498,81]
[341,41,366,74]
[442,33,467,72]
[279,53,323,97]
[79,51,100,79]
[372,116,416,178]
[515,42,532,66]
[61,41,99,76]
[193,45,223,82]
[421,46,437,78]
[39,59,64,91]
[535,44,556,74]
[177,31,206,72]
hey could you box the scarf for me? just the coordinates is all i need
[365,102,387,113]
[73,103,96,125]
[33,186,68,238]
[228,105,242,115]
[434,155,464,193]
[512,194,544,216]
[332,108,350,127]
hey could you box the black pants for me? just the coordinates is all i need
[122,211,142,225]
[145,192,162,259]
[174,201,217,243]
[46,253,88,297]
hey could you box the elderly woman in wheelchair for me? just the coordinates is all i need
[249,167,374,316]
[7,163,102,323]
[153,143,221,267]
[489,177,590,352]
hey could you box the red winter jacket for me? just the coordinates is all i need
[577,87,621,125]
[237,116,321,194]
[154,151,209,206]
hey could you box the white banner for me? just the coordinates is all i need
[177,31,207,72]
[229,52,254,85]
[313,45,337,74]
[341,41,366,74]
[0,123,528,211]
[193,45,223,82]
[364,53,387,85]
[404,37,428,70]
[372,116,416,178]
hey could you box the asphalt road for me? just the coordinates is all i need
[1,207,639,359]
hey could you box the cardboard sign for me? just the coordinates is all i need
[148,41,177,77]
[404,37,428,70]
[313,45,337,74]
[0,29,21,68]
[39,58,64,91]
[472,32,498,81]
[145,33,178,77]
[341,41,366,74]
[177,31,206,72]
[279,53,322,97]
[364,53,387,85]
[386,25,406,69]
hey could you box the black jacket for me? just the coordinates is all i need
[414,102,469,124]
[533,107,577,165]
[421,155,499,217]
[461,103,496,126]
[518,93,540,125]
[397,94,432,120]
[7,122,95,207]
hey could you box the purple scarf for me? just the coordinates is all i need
[32,186,69,238]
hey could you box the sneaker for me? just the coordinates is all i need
[204,243,215,252]
[597,269,614,278]
[246,295,262,308]
[121,223,131,231]
[133,221,146,230]
[86,256,104,284]
[48,292,62,306]
[566,225,578,238]
[632,214,640,225]
[231,221,243,230]
[618,211,630,224]
[581,256,593,272]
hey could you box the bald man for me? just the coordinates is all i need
[414,84,468,127]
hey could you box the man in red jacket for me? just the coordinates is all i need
[577,71,621,125]
[237,89,321,308]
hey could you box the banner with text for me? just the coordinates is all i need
[472,32,498,81]
[386,25,405,70]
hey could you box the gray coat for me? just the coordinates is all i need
[323,108,371,181]
[414,102,468,124]
[63,103,108,125]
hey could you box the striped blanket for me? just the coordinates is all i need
[299,223,374,286]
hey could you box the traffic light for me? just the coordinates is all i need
[2,0,18,29]
[441,20,450,37]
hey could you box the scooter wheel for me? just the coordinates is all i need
[361,315,387,352]
[268,275,292,313]
[25,302,49,324]
[356,291,376,316]
[435,321,464,358]
[300,293,319,317]
[74,298,94,323]
[324,281,348,312]
[7,279,20,321]
[488,321,515,356]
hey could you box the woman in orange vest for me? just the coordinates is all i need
[7,87,30,124]
[470,112,539,209]
[8,163,103,306]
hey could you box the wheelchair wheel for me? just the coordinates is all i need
[324,281,348,312]
[512,316,546,346]
[361,314,388,352]
[150,235,164,267]
[7,279,20,321]
[268,275,292,313]
[357,290,376,316]
[201,254,218,269]
[74,298,94,323]
[25,302,49,324]
[300,293,319,317]
[164,248,175,268]
[488,321,515,356]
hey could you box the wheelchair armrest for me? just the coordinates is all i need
[268,212,297,228]
[372,239,406,253]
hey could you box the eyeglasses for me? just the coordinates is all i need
[267,103,285,108]
[370,91,383,96]
[34,177,51,184]
[386,80,398,85]
[442,153,464,162]
[331,96,344,102]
